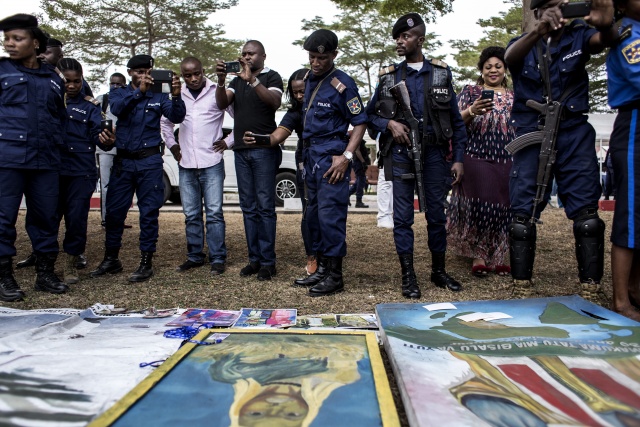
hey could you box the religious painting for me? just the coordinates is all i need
[89,329,399,426]
[376,296,640,427]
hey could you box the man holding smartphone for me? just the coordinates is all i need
[161,57,233,276]
[505,0,617,299]
[91,54,185,282]
[215,41,284,281]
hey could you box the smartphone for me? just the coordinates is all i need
[225,61,241,74]
[562,1,591,18]
[250,133,271,146]
[101,119,113,132]
[150,69,173,94]
[481,89,494,100]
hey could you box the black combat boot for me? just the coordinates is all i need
[293,253,327,287]
[90,247,123,277]
[430,252,462,292]
[309,257,344,297]
[0,257,25,302]
[34,253,69,294]
[399,254,420,299]
[129,251,154,282]
[16,252,37,269]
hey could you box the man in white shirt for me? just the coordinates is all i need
[161,57,233,275]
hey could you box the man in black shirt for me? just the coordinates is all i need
[215,41,284,281]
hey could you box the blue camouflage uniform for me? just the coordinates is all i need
[106,84,186,252]
[607,16,640,250]
[507,20,601,221]
[0,58,65,258]
[302,67,367,257]
[58,92,107,256]
[367,60,467,256]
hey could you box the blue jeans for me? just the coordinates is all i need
[179,162,227,264]
[234,148,282,265]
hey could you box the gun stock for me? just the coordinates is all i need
[390,81,426,212]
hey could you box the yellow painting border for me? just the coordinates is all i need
[88,328,399,427]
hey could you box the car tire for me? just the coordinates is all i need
[169,192,181,204]
[275,171,298,207]
[162,173,172,205]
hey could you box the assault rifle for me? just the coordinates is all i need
[505,99,561,224]
[390,81,426,212]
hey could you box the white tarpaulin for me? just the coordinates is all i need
[0,306,183,426]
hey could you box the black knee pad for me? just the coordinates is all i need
[573,209,605,283]
[509,216,537,280]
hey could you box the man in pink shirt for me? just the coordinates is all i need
[161,57,233,275]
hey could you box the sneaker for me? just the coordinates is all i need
[377,218,394,229]
[211,262,225,276]
[512,280,535,299]
[176,259,205,272]
[240,261,261,277]
[257,265,277,281]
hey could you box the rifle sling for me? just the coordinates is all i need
[536,40,584,107]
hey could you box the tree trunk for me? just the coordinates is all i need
[522,0,537,33]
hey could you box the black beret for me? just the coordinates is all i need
[303,29,338,54]
[47,38,63,48]
[392,13,425,39]
[0,13,38,32]
[530,0,550,9]
[127,54,154,69]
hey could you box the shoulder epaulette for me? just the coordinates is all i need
[378,64,395,76]
[430,58,448,69]
[330,77,346,94]
[619,24,633,42]
[52,66,66,82]
[84,95,100,106]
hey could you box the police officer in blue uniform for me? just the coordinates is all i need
[0,14,69,301]
[90,55,185,282]
[292,29,368,297]
[505,0,617,299]
[367,13,467,299]
[56,58,115,284]
[606,0,640,321]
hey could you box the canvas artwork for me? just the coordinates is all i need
[376,296,640,427]
[233,308,297,328]
[165,308,241,327]
[90,329,399,427]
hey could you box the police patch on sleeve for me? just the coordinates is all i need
[347,97,362,114]
[623,39,640,64]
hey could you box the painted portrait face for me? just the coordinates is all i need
[239,385,309,427]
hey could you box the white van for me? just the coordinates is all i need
[162,111,299,206]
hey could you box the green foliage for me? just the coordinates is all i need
[40,0,243,88]
[294,6,441,100]
[448,2,610,111]
[329,0,453,22]
[449,4,522,90]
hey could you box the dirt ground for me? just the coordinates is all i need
[6,207,618,426]
[9,207,615,312]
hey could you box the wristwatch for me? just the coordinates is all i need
[250,78,260,88]
[343,150,353,162]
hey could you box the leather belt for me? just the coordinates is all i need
[116,146,162,160]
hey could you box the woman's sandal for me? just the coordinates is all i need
[472,265,492,277]
[494,265,512,276]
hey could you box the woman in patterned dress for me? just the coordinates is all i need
[447,46,514,277]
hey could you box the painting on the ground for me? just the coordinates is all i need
[377,296,640,427]
[91,329,399,427]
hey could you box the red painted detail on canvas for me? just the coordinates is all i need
[570,368,640,409]
[499,364,603,427]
